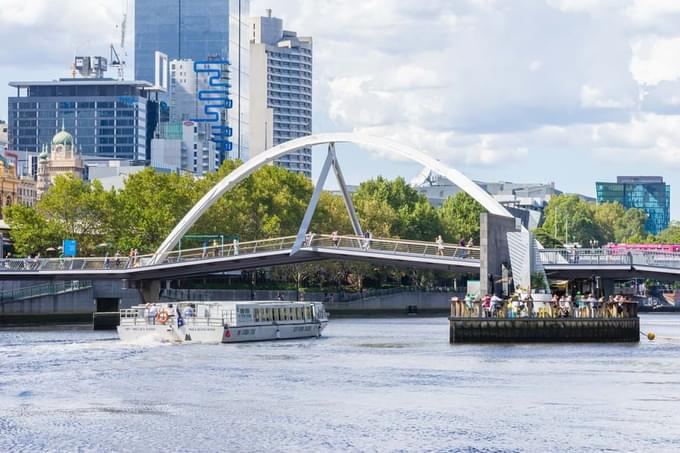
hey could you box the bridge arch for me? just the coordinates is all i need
[150,132,512,264]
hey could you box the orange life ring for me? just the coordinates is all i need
[156,310,169,324]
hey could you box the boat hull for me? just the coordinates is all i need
[117,321,328,344]
[222,321,327,343]
[117,324,225,343]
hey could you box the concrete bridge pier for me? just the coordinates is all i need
[126,280,161,304]
[480,213,517,297]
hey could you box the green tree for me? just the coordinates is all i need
[532,227,563,248]
[438,192,485,244]
[5,175,115,256]
[541,194,605,246]
[192,161,313,241]
[656,221,680,244]
[353,176,442,240]
[311,192,354,234]
[3,204,59,256]
[115,168,197,253]
[593,202,647,243]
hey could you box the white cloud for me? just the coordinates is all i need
[630,37,680,85]
[0,0,120,66]
[626,0,680,26]
[1,0,680,214]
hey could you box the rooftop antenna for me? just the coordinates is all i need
[111,0,128,80]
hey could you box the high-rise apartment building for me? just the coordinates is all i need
[135,0,250,161]
[7,78,153,162]
[596,176,671,235]
[250,10,312,178]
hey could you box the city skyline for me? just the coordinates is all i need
[1,1,680,217]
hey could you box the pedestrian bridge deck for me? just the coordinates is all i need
[0,234,481,281]
[5,239,680,282]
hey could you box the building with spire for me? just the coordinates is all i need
[0,155,20,219]
[36,128,85,199]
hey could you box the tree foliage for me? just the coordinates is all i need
[439,192,485,244]
[656,221,680,244]
[538,194,649,246]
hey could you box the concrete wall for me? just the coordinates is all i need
[0,280,143,316]
[94,280,144,308]
[326,291,459,315]
[0,280,52,292]
[162,288,459,315]
[0,287,94,315]
[480,212,517,296]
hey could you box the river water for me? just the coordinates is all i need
[1,314,679,452]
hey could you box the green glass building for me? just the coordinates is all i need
[596,176,670,235]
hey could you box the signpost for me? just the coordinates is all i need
[63,240,77,257]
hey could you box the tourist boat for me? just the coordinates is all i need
[117,300,329,344]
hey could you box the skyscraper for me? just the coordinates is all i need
[135,0,250,161]
[596,176,671,235]
[250,10,312,178]
[8,78,153,162]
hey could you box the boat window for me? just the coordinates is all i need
[254,309,259,322]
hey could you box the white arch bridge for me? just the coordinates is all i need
[1,133,678,283]
[0,132,505,281]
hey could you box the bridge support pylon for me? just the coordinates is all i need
[480,213,518,297]
[128,280,162,304]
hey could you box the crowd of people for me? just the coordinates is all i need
[451,292,637,319]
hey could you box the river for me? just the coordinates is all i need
[1,313,679,452]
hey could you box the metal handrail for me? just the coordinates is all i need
[540,248,680,269]
[309,234,481,260]
[0,233,480,273]
[0,280,92,304]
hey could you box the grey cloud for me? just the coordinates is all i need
[642,80,680,115]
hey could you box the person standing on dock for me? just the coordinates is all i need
[482,294,492,317]
[525,294,534,318]
[490,294,502,317]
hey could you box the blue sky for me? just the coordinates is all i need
[2,0,680,218]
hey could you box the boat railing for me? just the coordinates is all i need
[119,307,236,327]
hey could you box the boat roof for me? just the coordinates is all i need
[132,300,315,308]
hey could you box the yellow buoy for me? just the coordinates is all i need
[647,332,656,341]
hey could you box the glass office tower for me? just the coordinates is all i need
[596,176,671,235]
[8,79,152,161]
[135,0,250,161]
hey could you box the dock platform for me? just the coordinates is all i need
[449,317,640,343]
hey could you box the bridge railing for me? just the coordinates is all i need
[310,234,480,260]
[0,233,479,273]
[160,236,299,264]
[0,280,92,304]
[540,248,680,269]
